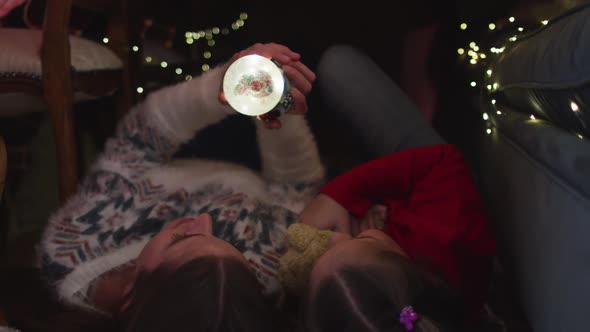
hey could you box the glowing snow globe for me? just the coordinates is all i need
[222,54,292,122]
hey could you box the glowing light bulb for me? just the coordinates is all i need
[571,101,579,112]
[486,128,492,135]
[160,61,168,68]
[518,27,524,32]
[457,48,465,55]
[497,111,502,115]
[487,69,493,77]
[483,113,489,120]
[470,81,477,87]
[102,37,109,44]
[489,23,496,30]
[541,20,549,25]
[460,23,468,30]
[136,87,144,93]
[132,45,139,52]
[145,56,152,63]
[175,68,183,75]
[509,17,515,22]
[530,115,536,120]
[491,99,497,105]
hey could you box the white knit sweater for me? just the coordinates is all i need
[38,63,325,311]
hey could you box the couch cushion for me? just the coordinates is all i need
[488,2,590,137]
[479,109,590,332]
[0,28,123,76]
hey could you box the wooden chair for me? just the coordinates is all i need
[0,135,5,204]
[0,0,140,203]
[0,134,5,253]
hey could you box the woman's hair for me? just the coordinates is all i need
[119,256,277,332]
[306,251,466,332]
[0,266,116,332]
[2,257,280,332]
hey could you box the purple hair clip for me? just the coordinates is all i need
[399,306,419,331]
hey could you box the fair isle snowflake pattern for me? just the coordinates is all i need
[43,173,301,301]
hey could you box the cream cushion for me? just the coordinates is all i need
[0,28,123,117]
[0,28,122,74]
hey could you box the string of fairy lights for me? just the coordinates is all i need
[101,12,249,96]
[457,15,585,139]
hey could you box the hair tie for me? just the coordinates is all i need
[399,306,419,331]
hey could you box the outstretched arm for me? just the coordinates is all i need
[219,43,325,185]
[320,144,463,217]
[255,115,324,185]
[91,62,235,181]
[92,42,308,182]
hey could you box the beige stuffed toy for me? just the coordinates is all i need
[277,223,333,294]
[278,205,388,294]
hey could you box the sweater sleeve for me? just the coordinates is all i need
[320,144,454,217]
[320,144,495,256]
[254,114,325,185]
[89,63,235,182]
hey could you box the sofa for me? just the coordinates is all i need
[477,2,590,332]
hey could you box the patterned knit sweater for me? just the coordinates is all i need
[38,63,325,311]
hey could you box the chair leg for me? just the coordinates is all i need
[0,135,6,202]
[0,134,7,255]
[47,101,78,204]
[0,307,8,326]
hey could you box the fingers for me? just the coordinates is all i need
[288,88,308,115]
[283,65,313,96]
[350,215,362,237]
[289,60,316,83]
[260,42,301,63]
[218,91,228,105]
[235,43,301,66]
